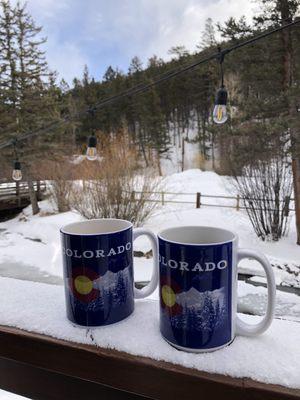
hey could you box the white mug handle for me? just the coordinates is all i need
[133,228,159,299]
[236,248,276,336]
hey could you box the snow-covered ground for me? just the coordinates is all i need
[0,169,298,283]
[0,169,299,320]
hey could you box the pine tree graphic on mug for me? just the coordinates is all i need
[162,285,227,332]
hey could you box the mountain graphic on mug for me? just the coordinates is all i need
[67,265,133,310]
[162,286,227,333]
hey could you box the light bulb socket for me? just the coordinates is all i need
[215,87,228,106]
[88,135,97,148]
[13,160,21,170]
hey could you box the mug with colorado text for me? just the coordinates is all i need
[158,226,276,352]
[61,219,158,327]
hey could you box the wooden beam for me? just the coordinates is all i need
[0,358,148,400]
[0,325,299,400]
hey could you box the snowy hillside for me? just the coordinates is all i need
[160,124,216,175]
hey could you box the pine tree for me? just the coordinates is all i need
[0,0,67,214]
[252,0,300,244]
[198,18,217,49]
[0,1,18,136]
[116,273,126,303]
[168,45,189,60]
[215,299,221,326]
[216,16,252,40]
[139,83,169,175]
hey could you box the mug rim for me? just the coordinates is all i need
[60,218,133,236]
[158,225,237,246]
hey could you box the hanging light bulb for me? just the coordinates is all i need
[12,160,22,181]
[86,135,97,161]
[213,86,228,124]
[213,48,229,125]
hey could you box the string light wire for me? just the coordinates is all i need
[0,19,299,150]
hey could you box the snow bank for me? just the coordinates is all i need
[0,201,82,277]
[0,276,299,389]
[163,168,232,196]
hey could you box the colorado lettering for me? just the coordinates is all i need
[159,255,228,272]
[63,242,132,258]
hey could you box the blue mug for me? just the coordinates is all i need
[158,226,276,352]
[61,219,158,327]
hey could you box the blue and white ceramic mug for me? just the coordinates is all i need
[158,226,276,352]
[61,219,158,327]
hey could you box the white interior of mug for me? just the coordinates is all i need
[61,219,132,235]
[158,226,236,245]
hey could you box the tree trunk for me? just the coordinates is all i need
[292,159,300,244]
[211,136,215,171]
[36,179,41,200]
[290,96,300,244]
[279,1,300,244]
[138,128,148,167]
[140,140,148,167]
[27,178,40,215]
[181,137,185,172]
[156,150,163,177]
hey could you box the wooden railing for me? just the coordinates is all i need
[0,181,47,210]
[0,181,46,198]
[0,325,298,400]
[0,182,294,215]
[129,191,295,214]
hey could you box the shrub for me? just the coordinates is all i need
[41,159,74,213]
[233,156,293,241]
[71,135,160,226]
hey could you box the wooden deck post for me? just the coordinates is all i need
[15,181,21,207]
[182,137,185,172]
[36,180,41,200]
[236,194,240,211]
[196,192,201,208]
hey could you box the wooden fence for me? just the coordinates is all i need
[0,181,46,210]
[0,181,294,215]
[0,181,46,196]
[129,191,295,215]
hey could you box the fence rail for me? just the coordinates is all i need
[0,181,46,197]
[0,182,294,215]
[129,190,295,214]
[0,181,46,210]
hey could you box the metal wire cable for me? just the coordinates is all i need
[0,19,299,150]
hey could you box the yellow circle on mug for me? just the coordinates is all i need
[162,285,176,307]
[74,275,93,295]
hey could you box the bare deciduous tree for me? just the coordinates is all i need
[34,159,74,213]
[233,156,293,241]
